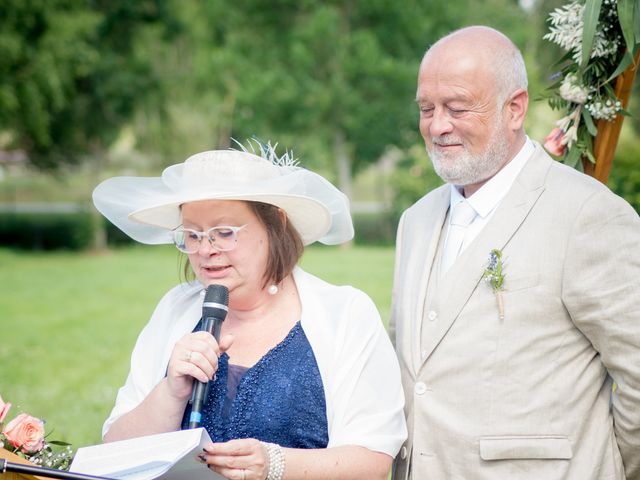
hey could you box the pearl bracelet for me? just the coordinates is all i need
[262,442,285,480]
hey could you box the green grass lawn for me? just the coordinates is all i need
[0,244,394,448]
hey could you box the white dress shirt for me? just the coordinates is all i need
[448,137,535,254]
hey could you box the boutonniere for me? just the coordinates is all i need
[482,249,505,320]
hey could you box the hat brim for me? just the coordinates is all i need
[93,150,354,247]
[130,193,331,245]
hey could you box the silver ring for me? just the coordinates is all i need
[241,469,246,480]
[184,350,192,362]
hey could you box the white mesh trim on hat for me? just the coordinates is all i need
[92,150,354,246]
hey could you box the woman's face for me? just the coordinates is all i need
[181,200,269,300]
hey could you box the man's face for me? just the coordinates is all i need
[416,49,510,189]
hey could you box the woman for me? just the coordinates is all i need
[93,144,406,480]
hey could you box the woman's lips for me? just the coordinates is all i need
[201,265,231,277]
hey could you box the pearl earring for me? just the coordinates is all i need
[268,284,279,295]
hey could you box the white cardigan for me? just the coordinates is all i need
[103,267,407,457]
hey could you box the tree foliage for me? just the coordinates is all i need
[0,0,174,169]
[138,0,532,185]
[1,0,637,216]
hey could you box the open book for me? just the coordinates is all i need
[69,428,224,480]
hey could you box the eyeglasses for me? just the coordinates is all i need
[172,224,247,253]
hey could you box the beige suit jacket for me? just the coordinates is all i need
[391,144,640,480]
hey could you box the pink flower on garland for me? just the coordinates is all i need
[0,395,11,423]
[543,127,567,157]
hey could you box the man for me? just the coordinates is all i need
[390,26,640,480]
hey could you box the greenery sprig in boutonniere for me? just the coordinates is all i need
[482,249,505,320]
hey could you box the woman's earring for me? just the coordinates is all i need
[268,284,279,295]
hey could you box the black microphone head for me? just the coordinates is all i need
[203,284,229,320]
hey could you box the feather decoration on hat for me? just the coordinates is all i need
[231,137,299,168]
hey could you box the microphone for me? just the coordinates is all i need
[188,284,229,428]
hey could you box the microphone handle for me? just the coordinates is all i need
[212,316,224,342]
[188,316,222,428]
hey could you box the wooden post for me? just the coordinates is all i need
[0,449,48,480]
[582,50,640,184]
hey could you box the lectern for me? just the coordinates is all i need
[1,449,108,480]
[0,449,48,480]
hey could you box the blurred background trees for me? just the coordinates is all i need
[0,0,638,248]
[0,0,178,169]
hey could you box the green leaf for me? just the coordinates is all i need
[564,144,582,167]
[583,147,596,164]
[48,440,72,446]
[635,0,640,41]
[582,108,598,136]
[581,0,603,68]
[550,51,575,68]
[617,0,636,55]
[608,51,635,81]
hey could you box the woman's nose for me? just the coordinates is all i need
[197,236,218,256]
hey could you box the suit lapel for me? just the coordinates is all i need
[417,145,551,369]
[406,186,450,373]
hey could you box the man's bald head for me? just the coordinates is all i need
[421,26,528,104]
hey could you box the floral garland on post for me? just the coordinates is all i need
[542,0,640,172]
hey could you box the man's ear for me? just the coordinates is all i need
[506,88,528,130]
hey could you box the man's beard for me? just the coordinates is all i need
[427,123,510,186]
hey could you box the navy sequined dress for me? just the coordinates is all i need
[181,321,329,448]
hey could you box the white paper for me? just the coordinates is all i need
[69,428,224,480]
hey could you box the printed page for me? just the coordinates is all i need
[69,428,223,480]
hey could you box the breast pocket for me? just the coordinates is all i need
[479,435,572,460]
[504,274,540,292]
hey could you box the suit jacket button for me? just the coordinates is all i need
[400,446,407,459]
[414,382,427,395]
[427,310,437,321]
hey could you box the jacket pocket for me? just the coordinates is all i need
[504,274,539,292]
[479,435,572,460]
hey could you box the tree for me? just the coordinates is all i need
[193,1,459,195]
[0,0,175,169]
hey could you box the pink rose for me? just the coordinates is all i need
[543,127,567,156]
[2,413,45,453]
[0,395,11,423]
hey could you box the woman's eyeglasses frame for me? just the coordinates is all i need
[172,224,248,253]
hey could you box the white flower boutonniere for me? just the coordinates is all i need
[482,249,505,320]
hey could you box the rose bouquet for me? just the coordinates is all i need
[0,394,74,470]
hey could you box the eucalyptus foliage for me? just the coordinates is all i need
[543,0,640,167]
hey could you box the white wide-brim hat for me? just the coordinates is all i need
[92,149,354,246]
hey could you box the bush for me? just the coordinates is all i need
[352,211,398,246]
[608,132,640,215]
[0,210,94,250]
[389,143,444,219]
[104,221,135,247]
[0,208,140,250]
